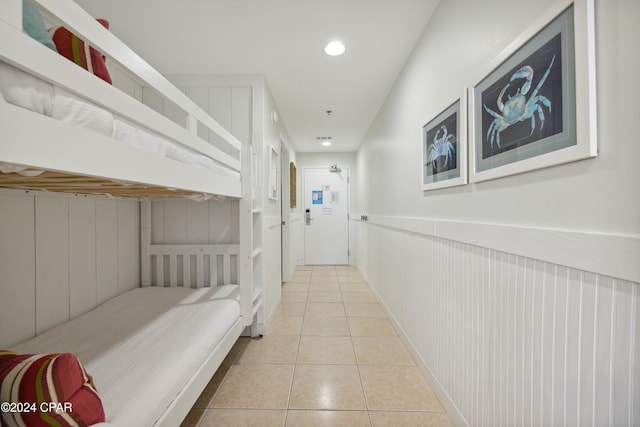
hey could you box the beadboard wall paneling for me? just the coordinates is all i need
[69,198,97,318]
[117,200,140,294]
[357,219,638,427]
[265,215,283,321]
[96,199,120,304]
[290,214,304,269]
[35,197,70,335]
[150,199,240,245]
[0,192,140,348]
[0,194,35,347]
[109,66,143,102]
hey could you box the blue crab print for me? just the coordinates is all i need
[483,54,555,148]
[428,124,456,171]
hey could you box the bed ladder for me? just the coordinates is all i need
[240,145,265,337]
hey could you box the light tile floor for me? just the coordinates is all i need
[181,266,454,427]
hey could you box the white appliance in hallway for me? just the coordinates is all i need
[303,166,349,265]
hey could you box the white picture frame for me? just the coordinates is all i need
[421,90,468,191]
[268,145,278,200]
[469,0,597,183]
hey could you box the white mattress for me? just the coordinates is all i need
[11,285,241,427]
[0,61,240,183]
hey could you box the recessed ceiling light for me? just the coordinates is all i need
[324,41,346,56]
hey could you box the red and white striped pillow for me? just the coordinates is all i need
[51,19,113,85]
[0,350,105,427]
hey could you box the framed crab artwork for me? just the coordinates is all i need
[470,0,597,183]
[421,91,468,191]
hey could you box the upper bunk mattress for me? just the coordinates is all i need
[0,61,241,182]
[11,285,241,427]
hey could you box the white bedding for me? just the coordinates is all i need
[0,61,241,182]
[11,285,241,427]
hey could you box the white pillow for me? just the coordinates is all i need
[52,86,115,137]
[0,61,55,115]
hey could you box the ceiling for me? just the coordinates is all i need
[76,0,440,152]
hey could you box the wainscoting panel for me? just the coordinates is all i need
[265,215,283,322]
[0,191,140,348]
[150,198,239,245]
[356,219,638,427]
[0,194,36,347]
[289,213,304,273]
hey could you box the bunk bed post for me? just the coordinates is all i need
[0,0,21,31]
[239,145,255,331]
[140,200,152,287]
[185,114,198,134]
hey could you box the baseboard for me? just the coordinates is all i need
[359,268,470,427]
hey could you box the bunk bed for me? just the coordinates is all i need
[8,244,242,427]
[0,0,242,199]
[0,1,254,426]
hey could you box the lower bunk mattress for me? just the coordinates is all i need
[8,285,241,427]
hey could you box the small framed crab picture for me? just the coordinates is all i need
[470,0,597,183]
[421,91,468,191]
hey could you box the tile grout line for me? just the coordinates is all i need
[287,277,308,410]
[187,266,453,426]
[347,293,375,427]
[282,269,311,425]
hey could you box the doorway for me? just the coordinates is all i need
[303,166,349,265]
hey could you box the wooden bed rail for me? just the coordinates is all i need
[146,243,239,288]
[139,202,239,288]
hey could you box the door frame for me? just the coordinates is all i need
[302,165,350,265]
[280,142,291,282]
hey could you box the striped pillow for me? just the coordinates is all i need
[0,350,105,427]
[52,19,112,84]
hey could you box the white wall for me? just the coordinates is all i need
[261,81,285,322]
[0,191,139,348]
[287,148,304,272]
[358,0,638,235]
[165,75,297,325]
[356,1,639,426]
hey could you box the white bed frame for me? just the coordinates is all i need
[9,240,248,427]
[0,0,242,198]
[0,2,257,425]
[140,240,246,427]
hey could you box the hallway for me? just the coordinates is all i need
[181,265,454,426]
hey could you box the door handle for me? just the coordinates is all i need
[305,209,312,225]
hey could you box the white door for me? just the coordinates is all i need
[304,167,349,265]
